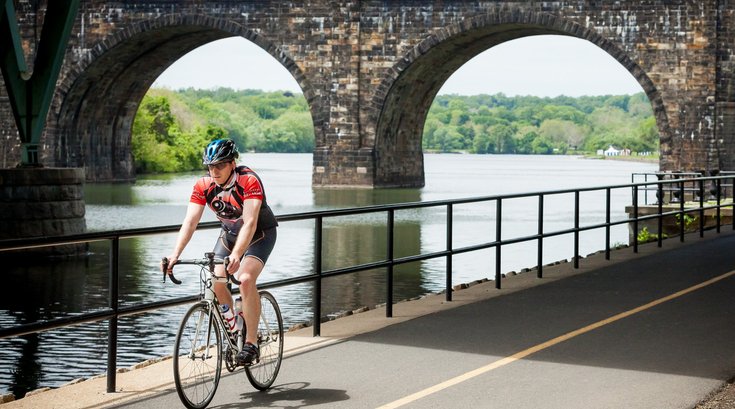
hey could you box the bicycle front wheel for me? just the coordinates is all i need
[245,290,284,390]
[173,301,222,409]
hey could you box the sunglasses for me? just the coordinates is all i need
[207,161,232,171]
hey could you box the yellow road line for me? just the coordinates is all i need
[377,269,735,409]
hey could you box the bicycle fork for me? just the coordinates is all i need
[189,304,216,361]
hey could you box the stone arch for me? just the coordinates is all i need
[47,14,315,181]
[370,10,668,187]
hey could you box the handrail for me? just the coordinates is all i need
[633,171,734,205]
[1,174,734,392]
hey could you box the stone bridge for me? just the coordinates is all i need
[1,0,734,187]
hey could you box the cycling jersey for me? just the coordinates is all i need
[190,166,278,235]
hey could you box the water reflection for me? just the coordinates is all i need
[310,187,427,315]
[85,183,136,205]
[313,186,422,208]
[319,220,426,316]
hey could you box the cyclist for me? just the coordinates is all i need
[163,138,278,365]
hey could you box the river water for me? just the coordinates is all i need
[0,153,656,397]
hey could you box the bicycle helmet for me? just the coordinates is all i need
[202,139,239,165]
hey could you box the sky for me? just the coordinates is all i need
[153,35,643,97]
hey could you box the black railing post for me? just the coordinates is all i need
[732,177,735,231]
[699,178,705,237]
[679,181,685,241]
[446,204,453,301]
[537,195,544,278]
[633,186,639,253]
[657,182,663,247]
[717,178,722,234]
[605,188,611,260]
[574,191,580,268]
[107,237,119,393]
[495,199,502,289]
[386,209,394,318]
[314,216,322,336]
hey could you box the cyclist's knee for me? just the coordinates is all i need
[237,257,263,287]
[238,273,257,292]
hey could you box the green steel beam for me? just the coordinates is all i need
[0,0,79,165]
[0,0,30,150]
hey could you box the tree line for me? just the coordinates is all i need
[132,87,658,173]
[423,93,658,154]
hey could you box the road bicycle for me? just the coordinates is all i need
[162,252,284,409]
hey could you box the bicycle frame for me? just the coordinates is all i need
[205,281,243,354]
[164,252,243,352]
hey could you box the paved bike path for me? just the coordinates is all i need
[105,231,735,409]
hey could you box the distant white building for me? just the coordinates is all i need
[603,145,623,156]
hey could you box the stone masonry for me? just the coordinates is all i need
[1,0,734,187]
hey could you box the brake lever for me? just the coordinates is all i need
[161,257,182,285]
[224,256,242,285]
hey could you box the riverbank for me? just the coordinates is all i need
[582,153,659,163]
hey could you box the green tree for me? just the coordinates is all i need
[133,94,218,173]
[473,131,494,154]
[635,116,659,152]
[531,135,554,154]
[434,127,465,152]
[539,119,585,150]
[489,124,516,154]
[514,126,540,154]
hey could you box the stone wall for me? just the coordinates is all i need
[0,168,86,254]
[0,1,733,187]
[716,0,735,170]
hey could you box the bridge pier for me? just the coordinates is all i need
[313,147,373,187]
[0,168,86,255]
[312,146,425,188]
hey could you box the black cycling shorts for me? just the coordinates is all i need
[213,227,277,265]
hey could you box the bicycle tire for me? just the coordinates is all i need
[245,290,284,390]
[173,301,222,409]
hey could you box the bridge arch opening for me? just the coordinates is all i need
[372,14,668,187]
[49,15,316,182]
[135,37,315,174]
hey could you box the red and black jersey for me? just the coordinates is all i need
[190,166,278,235]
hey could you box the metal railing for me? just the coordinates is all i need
[1,175,734,392]
[633,171,735,205]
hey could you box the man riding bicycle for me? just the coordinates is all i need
[163,138,278,365]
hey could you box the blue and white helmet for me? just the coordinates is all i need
[202,139,239,165]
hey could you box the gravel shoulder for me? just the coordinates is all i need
[696,380,735,409]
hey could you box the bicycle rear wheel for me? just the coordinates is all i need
[173,301,222,409]
[245,290,284,390]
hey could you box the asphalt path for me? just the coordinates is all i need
[114,233,735,409]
